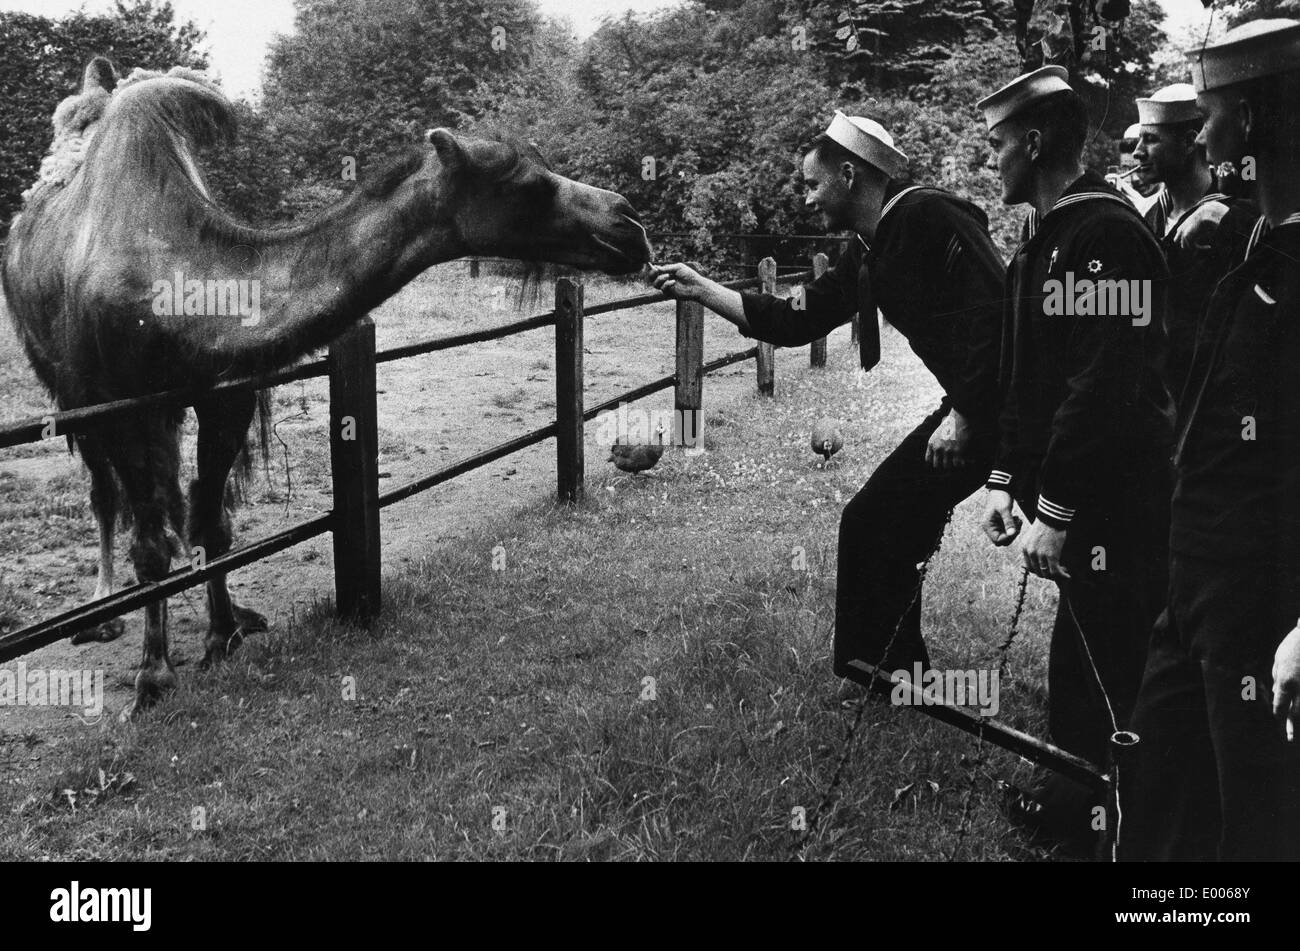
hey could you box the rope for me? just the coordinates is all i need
[1063,587,1124,861]
[950,567,1030,858]
[998,568,1032,681]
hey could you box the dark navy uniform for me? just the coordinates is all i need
[739,181,1005,678]
[987,171,1173,775]
[1143,184,1230,395]
[1124,214,1300,861]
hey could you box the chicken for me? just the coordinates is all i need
[811,417,843,465]
[610,422,667,475]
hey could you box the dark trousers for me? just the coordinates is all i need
[833,404,995,679]
[1019,465,1175,826]
[1122,554,1300,861]
[1047,545,1166,765]
[1017,469,1169,828]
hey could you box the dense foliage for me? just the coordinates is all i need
[3,0,1187,261]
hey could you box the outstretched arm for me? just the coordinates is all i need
[650,263,750,333]
[652,242,862,348]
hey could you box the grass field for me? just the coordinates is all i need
[0,262,1069,861]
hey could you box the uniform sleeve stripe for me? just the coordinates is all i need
[1037,495,1076,521]
[945,235,962,273]
[987,470,1013,486]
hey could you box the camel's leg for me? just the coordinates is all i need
[191,392,265,668]
[70,442,126,644]
[112,423,184,715]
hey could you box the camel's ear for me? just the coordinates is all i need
[83,56,118,94]
[425,128,465,173]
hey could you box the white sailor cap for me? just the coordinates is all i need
[977,65,1072,130]
[1122,122,1141,141]
[823,111,908,179]
[1188,18,1300,92]
[1136,83,1199,124]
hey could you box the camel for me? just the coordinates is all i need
[2,60,650,715]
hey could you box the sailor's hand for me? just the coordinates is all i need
[1174,200,1229,252]
[925,408,972,470]
[1020,519,1070,581]
[650,262,708,301]
[982,489,1021,547]
[1272,624,1300,741]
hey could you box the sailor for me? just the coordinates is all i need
[1123,18,1300,861]
[1133,82,1255,393]
[1107,122,1159,212]
[650,112,1005,690]
[976,66,1174,845]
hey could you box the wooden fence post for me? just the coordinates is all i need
[675,263,704,449]
[329,317,381,622]
[555,277,584,502]
[810,252,828,368]
[756,257,777,396]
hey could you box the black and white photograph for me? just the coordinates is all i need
[0,0,1296,914]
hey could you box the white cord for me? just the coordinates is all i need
[1064,590,1124,862]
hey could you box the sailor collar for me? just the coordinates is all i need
[857,184,929,250]
[1024,175,1132,241]
[1150,184,1230,232]
[1242,211,1300,260]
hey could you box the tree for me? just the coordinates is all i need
[480,3,838,267]
[1223,0,1300,27]
[261,0,546,185]
[806,0,1004,90]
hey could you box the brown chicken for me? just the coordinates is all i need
[811,417,843,465]
[610,422,667,474]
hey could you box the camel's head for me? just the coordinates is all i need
[422,129,651,275]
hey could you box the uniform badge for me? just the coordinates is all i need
[1048,246,1060,273]
[1088,259,1103,274]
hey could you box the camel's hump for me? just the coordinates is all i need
[105,70,233,127]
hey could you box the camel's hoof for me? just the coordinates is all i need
[70,617,126,646]
[232,604,268,633]
[200,628,246,670]
[125,666,179,718]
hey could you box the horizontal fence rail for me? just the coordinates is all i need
[0,515,334,663]
[0,259,821,659]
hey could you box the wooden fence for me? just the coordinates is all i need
[0,255,836,663]
[0,250,1110,806]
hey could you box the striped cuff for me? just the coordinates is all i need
[1035,494,1076,529]
[986,469,1013,491]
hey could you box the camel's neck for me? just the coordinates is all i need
[147,180,463,376]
